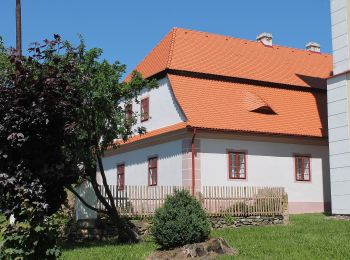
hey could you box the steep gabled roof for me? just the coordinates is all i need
[120,28,332,144]
[130,28,332,89]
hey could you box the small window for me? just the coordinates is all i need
[125,103,133,121]
[117,164,125,190]
[295,156,311,181]
[141,97,149,122]
[228,152,246,179]
[148,157,158,186]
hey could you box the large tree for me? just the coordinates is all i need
[64,39,157,242]
[0,36,84,259]
[0,35,156,258]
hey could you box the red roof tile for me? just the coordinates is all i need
[131,28,332,89]
[168,75,328,138]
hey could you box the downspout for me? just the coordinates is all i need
[191,128,197,196]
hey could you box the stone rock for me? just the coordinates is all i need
[328,215,350,221]
[77,219,96,229]
[146,237,237,260]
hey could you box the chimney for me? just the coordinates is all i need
[305,42,320,53]
[256,32,273,46]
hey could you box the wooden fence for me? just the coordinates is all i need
[97,185,285,217]
[201,186,284,216]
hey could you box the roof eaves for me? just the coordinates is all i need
[187,125,327,139]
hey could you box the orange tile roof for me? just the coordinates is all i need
[122,28,331,141]
[114,122,188,146]
[131,28,332,89]
[168,75,328,138]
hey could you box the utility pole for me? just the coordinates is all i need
[16,0,22,55]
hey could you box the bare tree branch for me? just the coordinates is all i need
[66,185,107,214]
[96,146,118,213]
[86,166,114,212]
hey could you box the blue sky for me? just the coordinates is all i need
[1,0,331,75]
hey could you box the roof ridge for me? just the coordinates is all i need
[166,27,177,68]
[174,27,331,56]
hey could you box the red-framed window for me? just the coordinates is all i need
[125,102,133,121]
[140,97,149,122]
[117,164,125,190]
[228,152,247,179]
[148,157,158,186]
[295,155,311,181]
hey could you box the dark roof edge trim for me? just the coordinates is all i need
[150,69,327,93]
[187,125,328,140]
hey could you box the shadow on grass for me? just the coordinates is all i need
[61,236,156,252]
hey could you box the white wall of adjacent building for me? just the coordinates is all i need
[328,0,350,214]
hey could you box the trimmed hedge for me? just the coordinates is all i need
[151,189,210,249]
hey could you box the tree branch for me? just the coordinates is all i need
[95,145,118,212]
[89,172,113,212]
[66,185,107,214]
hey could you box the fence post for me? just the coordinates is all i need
[196,191,203,207]
[282,191,289,224]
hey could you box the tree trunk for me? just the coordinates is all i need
[16,0,22,56]
[81,154,139,243]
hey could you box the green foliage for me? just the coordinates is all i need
[0,33,157,256]
[0,206,61,259]
[151,190,211,249]
[51,208,75,243]
[224,215,236,225]
[0,36,12,86]
[0,35,86,258]
[67,39,158,173]
[62,37,157,242]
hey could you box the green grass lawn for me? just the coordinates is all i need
[1,214,349,259]
[61,239,157,260]
[60,214,350,260]
[214,214,350,260]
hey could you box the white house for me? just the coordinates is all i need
[97,27,333,214]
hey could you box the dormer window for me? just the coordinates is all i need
[141,97,149,122]
[251,105,276,115]
[243,91,276,115]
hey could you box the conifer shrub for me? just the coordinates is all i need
[151,189,210,249]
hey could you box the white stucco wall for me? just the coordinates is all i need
[327,75,350,214]
[328,0,350,214]
[101,140,183,186]
[75,182,97,220]
[130,77,185,132]
[200,138,330,207]
[331,0,350,74]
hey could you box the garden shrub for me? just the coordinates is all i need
[151,189,210,249]
[0,207,61,259]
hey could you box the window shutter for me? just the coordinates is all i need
[141,98,149,122]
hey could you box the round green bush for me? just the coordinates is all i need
[151,189,211,249]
